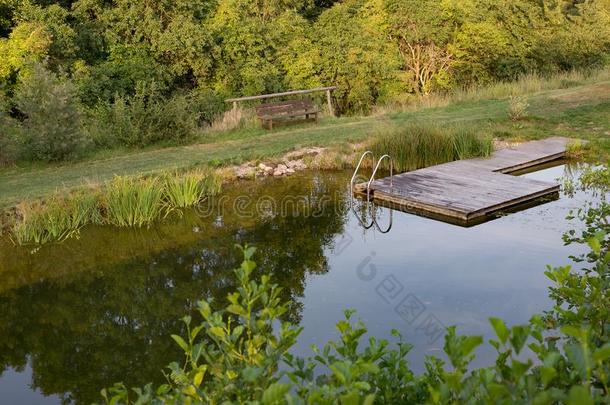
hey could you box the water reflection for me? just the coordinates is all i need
[0,164,600,403]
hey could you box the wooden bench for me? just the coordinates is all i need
[255,99,319,130]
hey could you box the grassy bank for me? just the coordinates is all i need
[10,170,221,245]
[1,69,609,212]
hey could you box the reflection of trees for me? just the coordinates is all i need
[0,172,348,404]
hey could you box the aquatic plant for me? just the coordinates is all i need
[102,176,165,227]
[7,168,225,245]
[370,124,493,173]
[453,127,494,160]
[164,169,222,210]
[12,191,99,245]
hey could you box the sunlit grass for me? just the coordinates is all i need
[10,170,223,245]
[370,123,493,173]
[13,191,99,245]
[102,176,165,227]
[164,170,222,209]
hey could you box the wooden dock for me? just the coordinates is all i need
[358,137,575,226]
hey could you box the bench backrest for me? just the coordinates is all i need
[255,99,315,117]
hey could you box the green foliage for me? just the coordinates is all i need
[102,199,610,403]
[11,63,89,161]
[12,190,99,245]
[370,123,493,172]
[102,176,166,228]
[102,244,302,404]
[8,169,223,244]
[164,170,221,209]
[0,0,609,161]
[508,95,530,121]
[91,82,198,147]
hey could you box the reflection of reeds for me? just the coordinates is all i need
[370,124,493,173]
[11,170,222,245]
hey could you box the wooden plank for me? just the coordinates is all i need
[358,137,576,226]
[226,87,337,103]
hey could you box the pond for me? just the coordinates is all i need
[0,163,597,404]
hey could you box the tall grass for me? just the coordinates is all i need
[376,66,610,114]
[102,176,165,227]
[8,169,224,245]
[164,170,222,209]
[370,124,493,173]
[12,192,99,245]
[209,107,256,132]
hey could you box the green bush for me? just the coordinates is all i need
[91,82,198,147]
[0,99,18,165]
[190,88,227,126]
[12,63,89,162]
[102,194,610,404]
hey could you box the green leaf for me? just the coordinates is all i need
[262,383,290,404]
[209,326,226,339]
[540,366,557,386]
[362,394,376,405]
[242,366,263,382]
[593,343,610,362]
[462,335,483,356]
[489,317,509,345]
[171,334,189,352]
[509,325,529,354]
[565,343,590,380]
[567,385,593,405]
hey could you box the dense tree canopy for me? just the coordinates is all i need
[0,0,609,161]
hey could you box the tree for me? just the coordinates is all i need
[306,0,399,113]
[383,0,456,93]
[13,63,88,161]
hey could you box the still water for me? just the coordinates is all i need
[0,164,596,403]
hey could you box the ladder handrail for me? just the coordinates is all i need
[366,154,393,200]
[350,151,375,195]
[349,151,376,228]
[349,151,394,234]
[373,205,393,234]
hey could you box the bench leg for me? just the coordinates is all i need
[269,119,273,130]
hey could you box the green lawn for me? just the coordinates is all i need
[1,80,609,210]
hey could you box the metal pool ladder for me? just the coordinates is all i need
[349,151,394,233]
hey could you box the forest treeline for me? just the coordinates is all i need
[0,0,609,162]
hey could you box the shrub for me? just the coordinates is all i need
[507,95,530,121]
[13,63,89,162]
[190,88,227,126]
[0,120,18,166]
[91,82,198,147]
[370,124,493,173]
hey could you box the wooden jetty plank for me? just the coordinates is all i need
[361,136,575,226]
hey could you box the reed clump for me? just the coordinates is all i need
[10,169,222,245]
[102,176,165,227]
[12,191,99,245]
[164,170,222,209]
[370,124,493,173]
